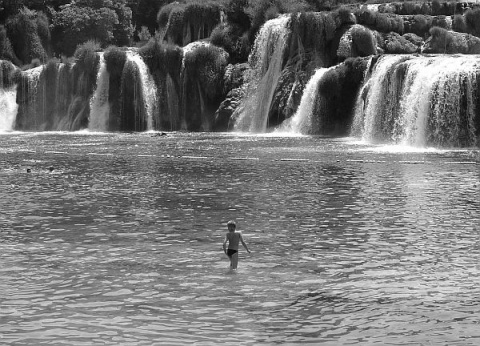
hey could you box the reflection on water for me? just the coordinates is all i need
[1,132,479,345]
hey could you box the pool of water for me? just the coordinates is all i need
[1,132,479,345]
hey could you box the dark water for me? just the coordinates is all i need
[1,132,479,345]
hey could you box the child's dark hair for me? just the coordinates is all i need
[227,220,236,227]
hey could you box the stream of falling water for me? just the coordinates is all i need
[352,55,480,147]
[126,51,157,131]
[276,68,329,135]
[0,86,18,131]
[89,53,110,132]
[233,15,291,133]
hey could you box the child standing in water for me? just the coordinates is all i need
[223,220,251,270]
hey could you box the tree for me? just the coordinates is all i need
[52,4,117,56]
[51,1,134,56]
[6,7,48,64]
[130,0,168,35]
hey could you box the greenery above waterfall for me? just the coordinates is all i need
[2,0,480,67]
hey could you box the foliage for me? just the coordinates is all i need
[225,0,250,30]
[428,26,455,53]
[51,0,133,57]
[183,44,228,101]
[383,32,418,54]
[245,0,311,43]
[129,0,169,35]
[157,2,177,29]
[137,25,152,42]
[5,7,48,65]
[0,24,20,64]
[0,58,17,87]
[465,8,480,37]
[104,45,127,75]
[427,26,480,54]
[355,9,404,34]
[111,0,134,46]
[351,25,376,56]
[453,14,467,33]
[74,40,100,71]
[408,15,431,37]
[139,38,183,76]
[52,5,116,56]
[210,22,249,63]
[158,1,223,46]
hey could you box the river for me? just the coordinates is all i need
[1,132,479,345]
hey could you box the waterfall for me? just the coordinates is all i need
[233,15,290,133]
[19,65,44,130]
[89,53,110,131]
[181,41,210,131]
[0,86,18,131]
[352,55,480,147]
[125,50,157,131]
[276,68,329,134]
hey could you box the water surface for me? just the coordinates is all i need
[1,132,479,345]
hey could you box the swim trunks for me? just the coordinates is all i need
[227,249,238,257]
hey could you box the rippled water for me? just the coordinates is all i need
[1,132,479,345]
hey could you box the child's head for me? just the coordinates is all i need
[227,220,236,231]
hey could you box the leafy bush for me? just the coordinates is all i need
[409,15,431,37]
[210,22,250,63]
[6,7,48,64]
[376,13,404,34]
[137,26,152,42]
[225,0,250,30]
[335,6,355,26]
[465,8,480,37]
[35,12,51,55]
[104,45,127,76]
[159,1,223,46]
[428,26,454,52]
[139,38,183,76]
[453,14,467,33]
[355,9,376,26]
[161,5,185,45]
[52,2,129,56]
[183,44,228,100]
[0,25,21,65]
[74,40,101,71]
[0,59,18,87]
[432,16,449,30]
[383,32,418,53]
[351,25,376,56]
[157,3,179,30]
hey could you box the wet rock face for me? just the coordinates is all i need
[216,87,245,131]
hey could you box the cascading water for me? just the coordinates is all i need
[233,15,290,133]
[18,65,44,130]
[124,51,157,131]
[0,86,18,132]
[181,41,211,131]
[352,55,480,147]
[276,68,329,134]
[89,53,110,131]
[0,61,18,131]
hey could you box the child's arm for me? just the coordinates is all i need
[222,234,228,255]
[239,233,251,253]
